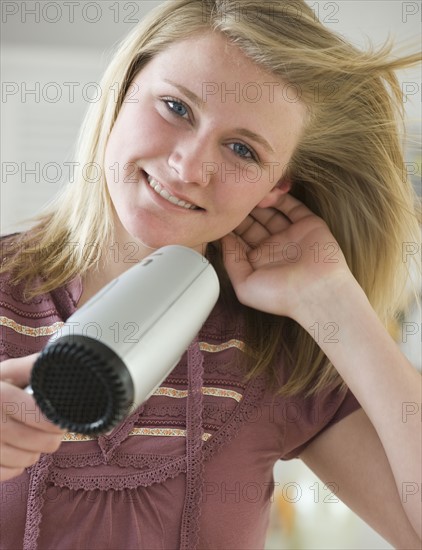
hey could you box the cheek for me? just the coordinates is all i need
[106,103,169,163]
[212,194,259,235]
[219,179,273,215]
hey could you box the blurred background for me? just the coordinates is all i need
[1,1,421,548]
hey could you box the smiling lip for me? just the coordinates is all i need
[145,173,202,211]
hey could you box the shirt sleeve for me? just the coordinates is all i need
[279,385,362,460]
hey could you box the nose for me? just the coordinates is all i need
[167,134,216,187]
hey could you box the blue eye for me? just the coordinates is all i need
[230,142,257,162]
[164,98,188,118]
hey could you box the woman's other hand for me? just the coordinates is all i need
[221,193,354,321]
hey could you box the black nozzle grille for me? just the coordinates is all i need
[30,336,134,435]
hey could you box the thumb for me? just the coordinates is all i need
[221,232,254,292]
[0,353,39,388]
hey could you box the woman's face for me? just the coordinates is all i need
[104,32,306,253]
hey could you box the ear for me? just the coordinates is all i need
[256,178,292,209]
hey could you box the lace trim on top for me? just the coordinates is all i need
[23,454,54,550]
[97,404,146,464]
[48,454,188,491]
[179,339,205,550]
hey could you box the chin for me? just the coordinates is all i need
[118,211,207,255]
[124,223,187,251]
[138,234,206,256]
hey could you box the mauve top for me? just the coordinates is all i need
[0,265,361,550]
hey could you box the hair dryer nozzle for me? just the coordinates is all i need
[30,335,135,434]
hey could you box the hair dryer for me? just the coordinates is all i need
[28,245,220,435]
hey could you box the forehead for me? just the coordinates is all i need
[136,32,307,152]
[144,32,288,98]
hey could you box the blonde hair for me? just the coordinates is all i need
[2,0,420,395]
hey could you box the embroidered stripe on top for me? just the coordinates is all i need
[0,316,64,337]
[61,385,243,442]
[0,316,245,353]
[62,428,213,442]
[154,386,242,402]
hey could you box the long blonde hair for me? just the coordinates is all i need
[2,0,420,395]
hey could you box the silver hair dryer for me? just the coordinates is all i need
[29,245,220,435]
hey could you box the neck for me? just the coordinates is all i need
[77,233,156,308]
[77,228,209,308]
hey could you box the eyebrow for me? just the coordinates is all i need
[163,78,275,154]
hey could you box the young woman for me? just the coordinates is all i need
[1,1,421,548]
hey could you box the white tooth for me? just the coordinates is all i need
[148,177,160,191]
[147,174,198,209]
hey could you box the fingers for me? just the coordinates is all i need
[221,232,282,312]
[1,429,62,470]
[2,382,64,433]
[1,443,42,471]
[1,431,63,483]
[234,207,291,245]
[3,410,64,452]
[234,215,271,244]
[1,353,39,387]
[233,194,317,248]
[248,207,291,232]
[221,233,254,290]
[273,193,315,223]
[1,356,66,481]
[1,381,65,481]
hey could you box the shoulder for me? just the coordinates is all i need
[0,235,81,360]
[272,381,362,460]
